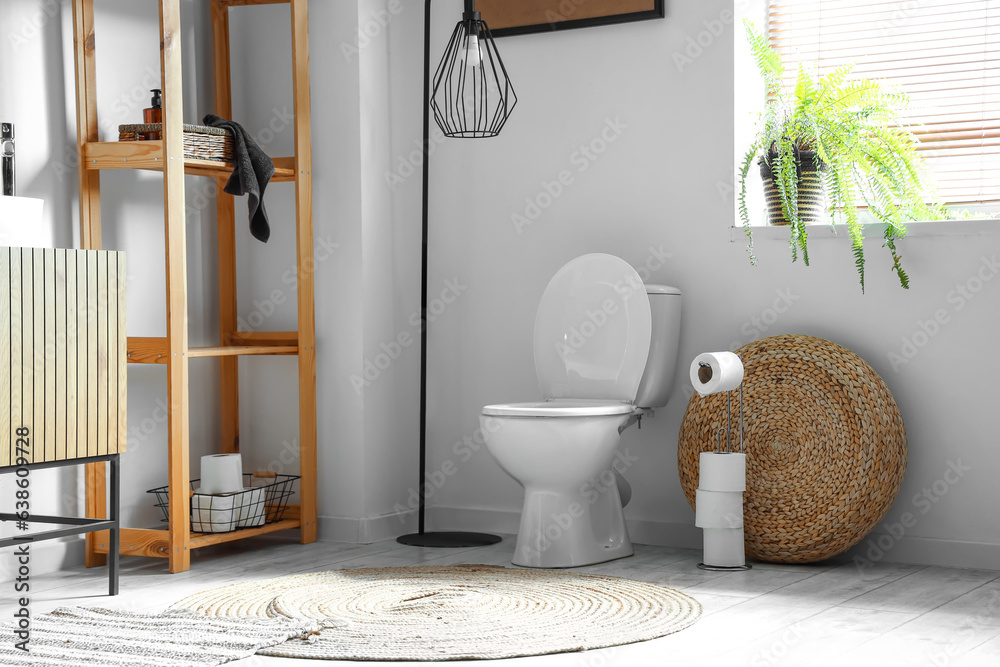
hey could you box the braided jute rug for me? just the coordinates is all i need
[0,607,318,666]
[172,564,703,661]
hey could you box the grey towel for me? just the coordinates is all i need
[203,114,274,243]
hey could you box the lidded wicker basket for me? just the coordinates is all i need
[678,334,907,563]
[118,123,234,162]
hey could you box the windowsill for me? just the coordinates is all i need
[729,218,1000,242]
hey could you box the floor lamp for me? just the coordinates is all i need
[397,0,517,548]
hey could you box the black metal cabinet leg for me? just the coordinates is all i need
[109,455,120,596]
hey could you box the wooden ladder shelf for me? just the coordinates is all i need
[71,0,318,573]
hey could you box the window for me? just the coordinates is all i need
[767,0,999,207]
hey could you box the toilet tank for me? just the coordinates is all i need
[633,285,682,408]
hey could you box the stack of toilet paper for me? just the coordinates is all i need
[695,451,747,567]
[192,454,266,533]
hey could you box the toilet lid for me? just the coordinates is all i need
[534,254,651,402]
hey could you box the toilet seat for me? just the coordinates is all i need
[482,398,634,417]
[533,254,652,403]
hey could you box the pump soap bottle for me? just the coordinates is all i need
[143,89,162,140]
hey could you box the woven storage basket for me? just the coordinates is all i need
[759,150,827,226]
[678,334,906,563]
[118,123,234,162]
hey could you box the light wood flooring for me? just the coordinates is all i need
[14,534,1000,666]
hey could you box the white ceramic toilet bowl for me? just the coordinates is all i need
[481,400,634,568]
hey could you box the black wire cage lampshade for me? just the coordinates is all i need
[430,0,517,138]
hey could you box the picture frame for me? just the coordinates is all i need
[478,0,665,38]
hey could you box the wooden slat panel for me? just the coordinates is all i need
[0,249,9,467]
[43,250,56,462]
[20,250,33,463]
[9,250,22,466]
[117,253,127,451]
[54,250,67,461]
[66,251,78,461]
[87,250,98,457]
[76,253,88,461]
[106,252,117,454]
[96,251,108,457]
[31,250,43,464]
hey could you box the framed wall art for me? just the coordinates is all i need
[478,0,665,37]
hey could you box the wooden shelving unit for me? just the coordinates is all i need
[71,0,317,574]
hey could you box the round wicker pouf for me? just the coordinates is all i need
[678,334,906,563]
[173,564,702,661]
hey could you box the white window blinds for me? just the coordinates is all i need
[768,0,1000,205]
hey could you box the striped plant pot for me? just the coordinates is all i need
[759,150,827,226]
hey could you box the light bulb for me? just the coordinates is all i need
[465,33,481,68]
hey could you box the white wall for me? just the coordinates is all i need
[385,0,1000,569]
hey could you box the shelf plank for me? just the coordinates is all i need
[228,331,299,347]
[188,345,298,358]
[127,337,169,364]
[91,528,171,558]
[219,0,292,6]
[189,518,300,548]
[81,142,296,181]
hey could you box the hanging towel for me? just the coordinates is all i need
[203,114,274,243]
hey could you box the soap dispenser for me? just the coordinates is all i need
[143,89,162,140]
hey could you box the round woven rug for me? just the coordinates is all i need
[678,334,907,563]
[172,564,702,661]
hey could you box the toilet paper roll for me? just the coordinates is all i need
[200,454,244,494]
[703,527,746,567]
[695,489,744,529]
[690,351,744,396]
[699,452,746,492]
[236,487,267,528]
[191,490,236,533]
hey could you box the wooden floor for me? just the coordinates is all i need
[21,533,1000,666]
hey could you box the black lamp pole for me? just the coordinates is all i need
[397,0,504,549]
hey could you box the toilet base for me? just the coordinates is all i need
[510,483,633,568]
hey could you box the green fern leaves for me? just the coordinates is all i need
[739,20,936,291]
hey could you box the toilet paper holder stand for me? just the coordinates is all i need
[698,354,744,455]
[696,354,752,572]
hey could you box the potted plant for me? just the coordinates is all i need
[738,21,938,291]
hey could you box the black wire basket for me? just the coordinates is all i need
[148,472,299,534]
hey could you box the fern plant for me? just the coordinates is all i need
[739,21,938,291]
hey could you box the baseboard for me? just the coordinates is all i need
[426,506,1000,571]
[317,508,417,544]
[0,537,85,584]
[843,532,1000,571]
[425,506,702,550]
